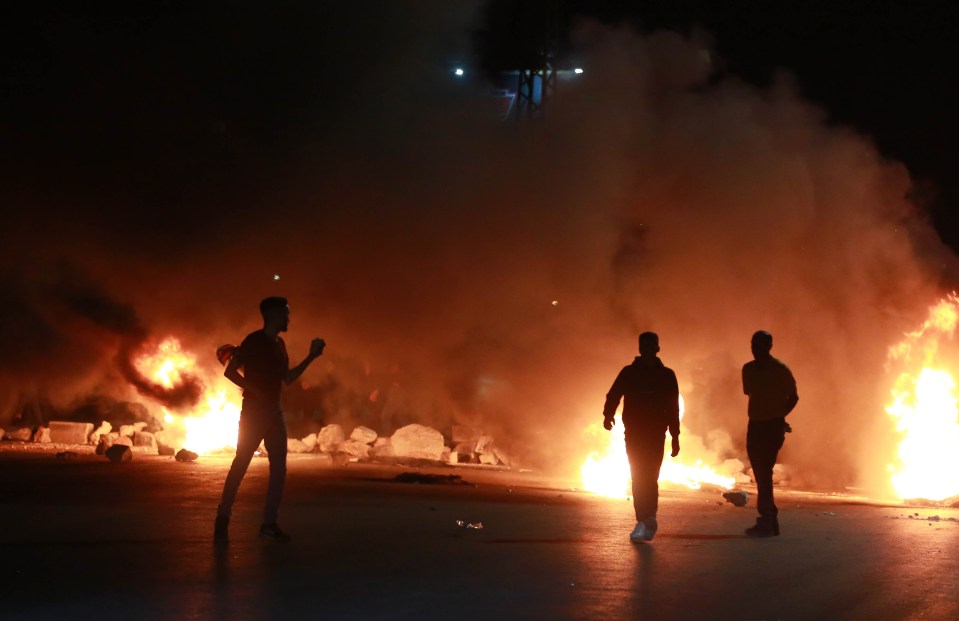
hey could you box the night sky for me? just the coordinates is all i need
[4,2,959,248]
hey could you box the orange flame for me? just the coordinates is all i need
[136,337,240,454]
[580,396,737,497]
[885,295,959,501]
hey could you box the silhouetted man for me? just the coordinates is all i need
[603,332,681,543]
[742,330,798,537]
[214,297,325,543]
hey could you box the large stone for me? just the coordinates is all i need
[390,424,447,461]
[133,431,158,451]
[49,421,94,445]
[105,445,133,463]
[300,433,318,452]
[492,446,511,467]
[8,427,32,442]
[314,452,333,466]
[154,429,178,456]
[112,436,133,448]
[33,426,52,443]
[119,425,136,438]
[288,438,310,453]
[89,421,112,445]
[316,424,345,453]
[723,490,749,507]
[474,435,495,455]
[349,426,377,445]
[453,441,476,458]
[175,449,198,462]
[451,425,483,445]
[370,437,395,458]
[337,439,370,458]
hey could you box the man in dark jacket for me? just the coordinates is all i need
[742,330,798,537]
[603,332,681,543]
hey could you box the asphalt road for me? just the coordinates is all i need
[0,449,957,620]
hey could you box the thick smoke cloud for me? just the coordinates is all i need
[1,4,955,493]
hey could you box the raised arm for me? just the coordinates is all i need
[284,338,326,385]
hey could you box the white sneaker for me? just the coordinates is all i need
[629,521,647,543]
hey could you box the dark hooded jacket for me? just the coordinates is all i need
[603,356,680,437]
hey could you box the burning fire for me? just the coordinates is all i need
[885,295,959,501]
[136,337,240,454]
[580,396,736,497]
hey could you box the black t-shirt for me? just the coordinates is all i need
[236,329,288,407]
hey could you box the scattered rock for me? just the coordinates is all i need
[89,421,112,445]
[478,452,498,465]
[105,445,133,463]
[451,426,483,445]
[350,426,377,444]
[119,425,136,438]
[316,424,345,453]
[452,442,476,463]
[33,426,52,443]
[300,433,318,452]
[337,439,371,458]
[391,424,447,461]
[56,451,81,460]
[154,429,177,456]
[7,427,32,442]
[370,437,395,458]
[133,431,158,453]
[48,421,94,445]
[288,438,310,453]
[722,490,749,507]
[175,449,199,462]
[474,435,495,456]
[112,436,133,448]
[928,515,941,522]
[492,446,512,467]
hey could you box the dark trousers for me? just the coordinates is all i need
[217,409,288,524]
[746,418,786,519]
[624,430,667,522]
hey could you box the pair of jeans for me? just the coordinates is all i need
[217,406,288,524]
[746,418,786,519]
[624,429,667,522]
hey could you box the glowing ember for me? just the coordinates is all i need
[580,396,735,497]
[136,337,240,455]
[885,295,959,501]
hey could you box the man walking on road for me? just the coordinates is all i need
[742,330,798,537]
[214,296,325,543]
[603,332,681,543]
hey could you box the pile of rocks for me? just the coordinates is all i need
[1,420,164,459]
[286,423,511,467]
[3,420,513,468]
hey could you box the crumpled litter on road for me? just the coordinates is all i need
[455,520,484,530]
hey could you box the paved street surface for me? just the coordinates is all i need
[1,449,957,620]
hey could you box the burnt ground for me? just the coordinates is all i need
[0,447,957,620]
